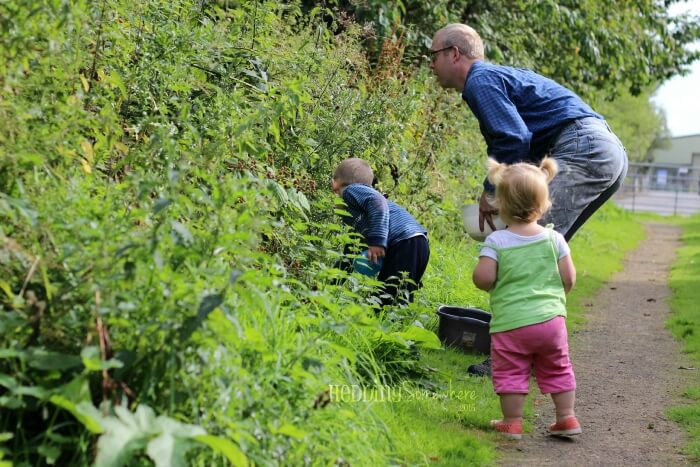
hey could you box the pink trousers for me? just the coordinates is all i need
[491,316,576,394]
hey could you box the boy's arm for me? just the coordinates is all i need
[343,185,390,248]
[557,254,576,293]
[472,256,497,291]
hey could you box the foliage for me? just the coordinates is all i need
[312,0,700,99]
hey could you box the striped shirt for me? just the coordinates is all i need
[462,60,602,191]
[340,183,427,249]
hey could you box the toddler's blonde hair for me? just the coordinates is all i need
[333,157,374,187]
[487,158,558,225]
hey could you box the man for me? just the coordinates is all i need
[430,24,628,376]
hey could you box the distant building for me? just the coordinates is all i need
[614,134,700,215]
[645,134,700,192]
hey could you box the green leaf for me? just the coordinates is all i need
[197,293,223,322]
[0,349,26,360]
[14,385,50,399]
[49,396,104,434]
[327,343,357,363]
[333,208,352,217]
[146,432,187,467]
[269,181,288,204]
[171,220,194,246]
[276,423,307,440]
[38,444,61,465]
[153,198,172,214]
[395,327,442,350]
[0,374,18,391]
[27,348,82,370]
[105,71,127,98]
[194,435,248,467]
[0,396,24,409]
[81,346,123,371]
[0,280,14,300]
[49,376,103,433]
[95,405,209,467]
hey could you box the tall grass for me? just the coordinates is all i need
[666,214,700,460]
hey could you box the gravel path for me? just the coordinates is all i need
[498,223,696,466]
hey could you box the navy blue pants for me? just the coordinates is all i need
[377,235,430,306]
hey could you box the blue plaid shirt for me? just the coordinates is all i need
[340,184,427,249]
[462,61,602,191]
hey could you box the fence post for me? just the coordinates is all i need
[674,186,679,216]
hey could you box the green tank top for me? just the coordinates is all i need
[486,228,567,333]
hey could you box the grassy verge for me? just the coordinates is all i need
[368,205,644,465]
[666,214,700,461]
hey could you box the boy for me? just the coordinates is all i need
[332,158,430,306]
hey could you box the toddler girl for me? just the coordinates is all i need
[472,158,581,440]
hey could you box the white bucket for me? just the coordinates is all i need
[461,203,506,241]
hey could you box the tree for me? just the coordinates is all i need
[312,0,700,100]
[593,87,668,162]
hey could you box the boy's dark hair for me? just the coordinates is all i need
[333,158,374,187]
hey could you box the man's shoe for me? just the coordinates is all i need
[547,416,582,436]
[490,419,522,440]
[467,356,491,376]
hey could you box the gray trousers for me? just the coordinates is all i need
[541,117,628,241]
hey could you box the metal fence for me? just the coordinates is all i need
[613,163,700,216]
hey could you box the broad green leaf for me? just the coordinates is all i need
[95,405,210,467]
[38,444,61,465]
[296,191,310,211]
[0,374,18,390]
[14,385,50,399]
[27,348,82,370]
[146,433,183,467]
[395,327,442,350]
[194,435,248,467]
[95,405,156,467]
[49,396,104,434]
[105,71,127,98]
[328,343,357,363]
[0,280,13,300]
[269,181,288,204]
[147,418,205,467]
[276,423,307,440]
[0,349,26,360]
[0,396,24,409]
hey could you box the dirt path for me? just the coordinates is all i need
[498,223,696,466]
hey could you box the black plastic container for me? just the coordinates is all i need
[436,306,491,354]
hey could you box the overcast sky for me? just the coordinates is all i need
[651,0,700,137]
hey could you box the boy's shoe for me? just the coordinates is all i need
[467,356,491,376]
[547,416,582,436]
[490,419,522,440]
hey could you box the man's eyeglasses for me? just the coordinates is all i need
[428,45,454,63]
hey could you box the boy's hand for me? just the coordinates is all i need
[367,245,385,264]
